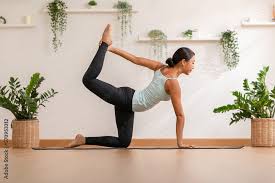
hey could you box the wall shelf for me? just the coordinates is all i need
[241,21,275,27]
[0,24,35,28]
[43,8,138,14]
[137,36,220,43]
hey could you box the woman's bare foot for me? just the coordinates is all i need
[65,134,86,148]
[99,24,112,46]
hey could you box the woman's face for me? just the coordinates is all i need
[182,56,195,75]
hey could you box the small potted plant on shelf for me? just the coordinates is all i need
[113,1,133,43]
[213,66,275,147]
[88,0,97,8]
[0,73,58,148]
[47,0,68,52]
[220,29,240,70]
[148,29,168,60]
[182,29,198,39]
[0,16,7,24]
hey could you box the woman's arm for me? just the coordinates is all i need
[165,79,186,147]
[108,46,136,63]
[108,46,164,71]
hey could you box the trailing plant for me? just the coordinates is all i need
[220,30,240,70]
[148,29,168,60]
[213,66,275,125]
[47,0,68,52]
[113,1,133,42]
[0,73,58,120]
[88,0,97,6]
[182,29,197,39]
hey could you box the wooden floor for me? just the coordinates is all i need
[1,146,275,183]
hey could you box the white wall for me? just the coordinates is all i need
[1,0,275,139]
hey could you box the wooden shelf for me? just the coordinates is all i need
[241,21,275,27]
[137,36,220,43]
[0,24,35,28]
[43,8,138,14]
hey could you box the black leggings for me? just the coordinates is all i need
[82,42,135,148]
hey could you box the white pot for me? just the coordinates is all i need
[88,5,97,9]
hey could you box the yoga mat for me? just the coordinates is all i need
[32,146,244,150]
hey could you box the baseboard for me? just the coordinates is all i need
[0,138,251,148]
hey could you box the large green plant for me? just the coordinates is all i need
[0,73,58,120]
[148,29,168,60]
[47,0,68,52]
[213,66,275,125]
[113,1,133,43]
[220,30,240,70]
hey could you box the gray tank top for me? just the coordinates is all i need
[132,68,177,112]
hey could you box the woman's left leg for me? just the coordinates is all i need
[85,104,135,148]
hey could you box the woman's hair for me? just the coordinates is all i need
[165,47,195,67]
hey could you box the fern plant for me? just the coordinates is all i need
[0,73,58,120]
[213,66,275,125]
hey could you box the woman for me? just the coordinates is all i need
[66,24,195,148]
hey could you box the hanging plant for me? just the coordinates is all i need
[182,29,198,39]
[113,1,133,42]
[220,30,240,70]
[47,0,68,52]
[148,29,168,60]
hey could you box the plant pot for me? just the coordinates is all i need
[87,5,97,9]
[251,118,275,147]
[11,119,40,148]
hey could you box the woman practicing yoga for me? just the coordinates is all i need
[66,24,195,148]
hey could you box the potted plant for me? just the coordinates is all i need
[113,1,133,43]
[148,29,168,60]
[0,73,58,148]
[213,66,275,147]
[220,29,240,70]
[47,0,68,52]
[88,0,97,8]
[0,16,7,24]
[182,29,198,39]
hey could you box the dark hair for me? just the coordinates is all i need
[165,47,195,67]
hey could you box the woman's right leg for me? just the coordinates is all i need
[82,42,131,109]
[81,42,135,148]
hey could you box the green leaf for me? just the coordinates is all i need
[213,66,275,124]
[0,73,57,120]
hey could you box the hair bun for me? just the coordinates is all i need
[165,57,174,67]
